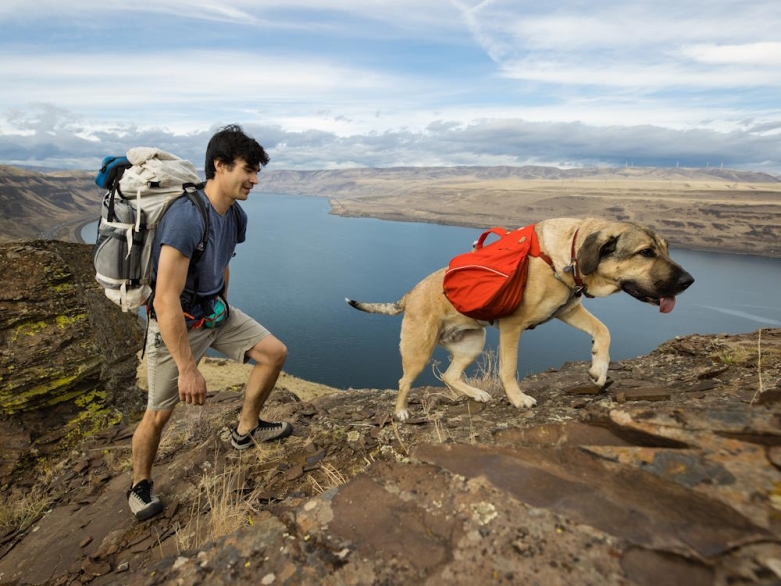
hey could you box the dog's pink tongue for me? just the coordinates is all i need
[659,296,676,314]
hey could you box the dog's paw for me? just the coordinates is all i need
[507,392,537,409]
[589,367,608,388]
[474,389,492,403]
[519,394,537,409]
[395,409,411,422]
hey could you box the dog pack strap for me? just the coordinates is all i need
[475,227,510,250]
[525,225,554,268]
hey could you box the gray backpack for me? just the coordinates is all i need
[93,147,208,312]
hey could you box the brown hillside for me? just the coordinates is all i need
[0,166,96,241]
[255,166,781,258]
[3,164,781,258]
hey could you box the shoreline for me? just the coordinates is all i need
[57,199,781,260]
[325,207,781,260]
[71,217,94,244]
[54,194,781,258]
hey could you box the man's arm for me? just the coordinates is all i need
[152,244,207,405]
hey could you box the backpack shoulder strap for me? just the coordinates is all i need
[232,203,242,241]
[182,182,209,261]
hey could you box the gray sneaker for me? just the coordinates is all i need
[231,419,293,449]
[127,479,163,521]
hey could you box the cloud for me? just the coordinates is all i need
[679,42,781,66]
[459,1,781,93]
[1,104,778,172]
[0,2,779,172]
[0,51,402,109]
[0,0,460,32]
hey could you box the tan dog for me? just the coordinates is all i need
[347,218,694,421]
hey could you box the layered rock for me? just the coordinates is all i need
[0,240,142,484]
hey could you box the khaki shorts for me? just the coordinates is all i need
[145,306,270,411]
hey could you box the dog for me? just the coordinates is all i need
[347,218,694,421]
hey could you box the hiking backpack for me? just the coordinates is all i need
[93,147,209,312]
[442,225,549,321]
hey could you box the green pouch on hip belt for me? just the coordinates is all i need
[203,298,228,329]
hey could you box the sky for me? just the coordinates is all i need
[1,0,780,173]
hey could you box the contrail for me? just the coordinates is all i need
[702,306,781,327]
[468,0,497,13]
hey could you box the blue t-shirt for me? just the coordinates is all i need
[151,190,247,319]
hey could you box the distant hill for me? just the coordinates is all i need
[0,165,97,242]
[255,165,781,198]
[254,164,781,258]
[2,164,780,254]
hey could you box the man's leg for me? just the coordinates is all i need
[132,408,174,485]
[127,407,173,521]
[210,307,291,446]
[127,319,199,520]
[236,335,287,435]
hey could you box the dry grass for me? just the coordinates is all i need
[463,348,505,397]
[390,419,410,456]
[175,453,256,551]
[425,349,506,445]
[431,416,448,443]
[430,360,460,402]
[170,402,295,551]
[710,331,773,406]
[751,329,765,406]
[709,339,756,367]
[431,349,507,399]
[308,463,348,494]
[176,438,349,551]
[0,484,54,532]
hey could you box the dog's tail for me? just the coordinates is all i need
[345,297,404,316]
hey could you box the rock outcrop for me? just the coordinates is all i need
[0,240,142,485]
[0,243,779,585]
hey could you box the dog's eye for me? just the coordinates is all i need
[638,248,656,258]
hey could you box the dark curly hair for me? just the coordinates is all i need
[204,124,270,179]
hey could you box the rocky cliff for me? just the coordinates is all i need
[0,243,779,586]
[0,240,142,486]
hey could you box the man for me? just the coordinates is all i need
[127,125,292,522]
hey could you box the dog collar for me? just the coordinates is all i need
[536,228,592,299]
[562,228,593,298]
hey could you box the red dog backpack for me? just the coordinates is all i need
[443,225,548,321]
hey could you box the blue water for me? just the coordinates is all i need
[83,194,781,390]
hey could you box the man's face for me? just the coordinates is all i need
[216,157,260,201]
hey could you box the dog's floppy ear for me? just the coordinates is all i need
[578,231,618,275]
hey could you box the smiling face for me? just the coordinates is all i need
[577,221,695,312]
[214,156,260,203]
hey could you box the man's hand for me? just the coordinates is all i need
[178,365,207,406]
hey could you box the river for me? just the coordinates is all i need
[83,194,781,390]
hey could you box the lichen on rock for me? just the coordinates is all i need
[0,240,143,484]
